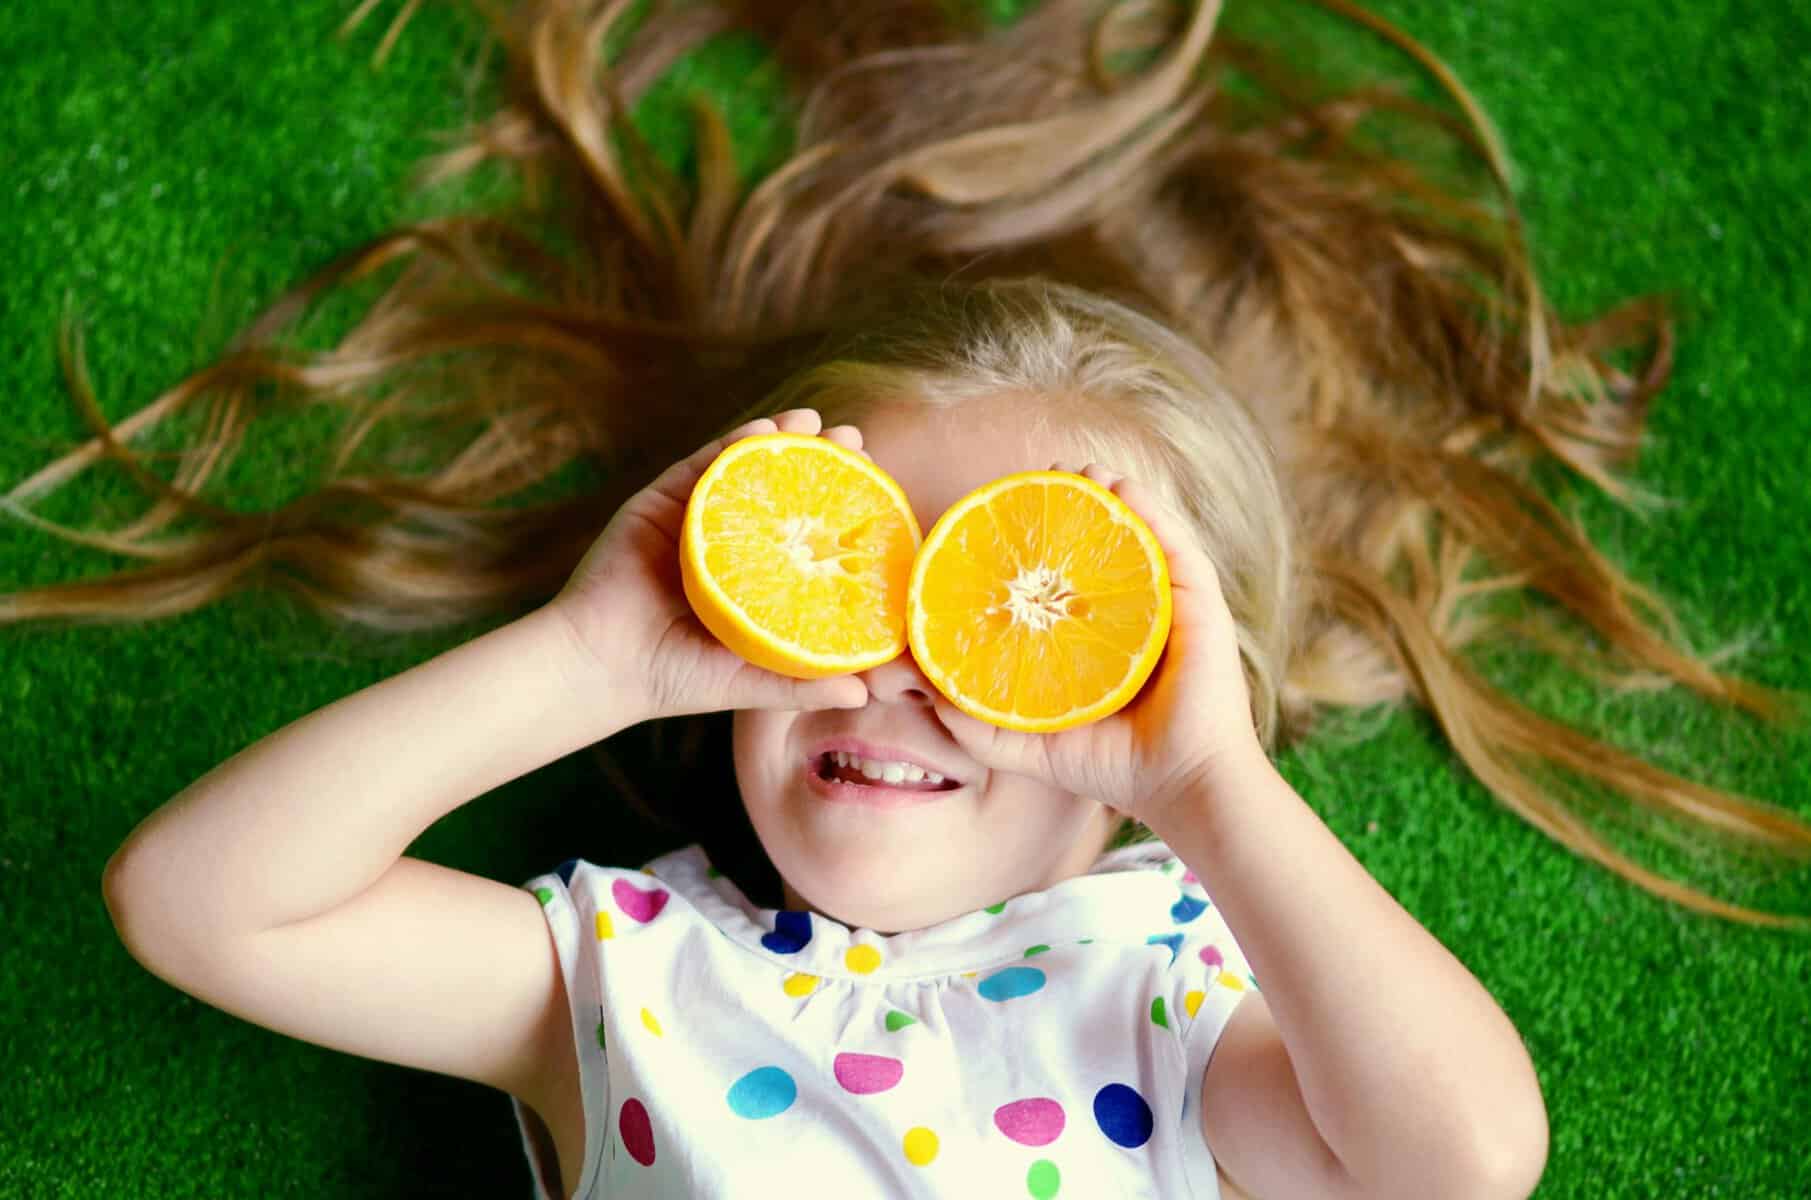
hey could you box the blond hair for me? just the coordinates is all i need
[6,0,1807,926]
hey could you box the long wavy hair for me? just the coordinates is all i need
[7,0,1809,927]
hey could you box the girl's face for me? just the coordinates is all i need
[731,394,1125,934]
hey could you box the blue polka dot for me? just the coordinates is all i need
[761,910,813,954]
[1170,893,1208,924]
[554,859,580,885]
[727,1066,797,1119]
[1094,1083,1154,1148]
[977,966,1047,1002]
[1146,933,1183,965]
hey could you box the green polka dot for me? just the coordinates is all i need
[533,886,554,906]
[884,1010,918,1032]
[1024,944,1050,957]
[705,866,722,879]
[985,901,1006,914]
[1150,997,1169,1029]
[595,1017,607,1052]
[1078,938,1093,944]
[1028,1158,1061,1197]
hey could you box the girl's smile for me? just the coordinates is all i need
[804,735,969,807]
[805,750,967,809]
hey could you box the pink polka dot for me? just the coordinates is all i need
[619,1097,655,1166]
[613,879,669,923]
[833,1052,904,1094]
[993,1097,1065,1146]
[1182,870,1199,884]
[1200,944,1223,969]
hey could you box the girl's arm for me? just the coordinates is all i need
[1149,750,1549,1200]
[923,462,1547,1200]
[102,409,864,959]
[101,410,866,1121]
[101,605,626,955]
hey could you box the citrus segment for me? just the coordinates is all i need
[907,471,1172,732]
[680,432,922,679]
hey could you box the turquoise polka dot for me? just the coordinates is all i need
[1146,933,1183,965]
[978,966,1046,1002]
[727,1066,797,1119]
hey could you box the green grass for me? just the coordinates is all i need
[4,0,1809,1195]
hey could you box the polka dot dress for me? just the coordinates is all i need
[508,841,1255,1199]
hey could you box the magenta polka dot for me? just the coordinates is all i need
[833,1052,904,1094]
[1182,870,1199,884]
[619,1097,655,1166]
[993,1097,1065,1146]
[1200,944,1223,969]
[612,879,669,923]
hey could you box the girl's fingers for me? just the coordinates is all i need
[649,409,830,506]
[823,424,864,454]
[772,408,824,436]
[648,416,778,503]
[1111,476,1222,602]
[1082,462,1123,489]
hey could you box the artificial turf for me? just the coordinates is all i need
[3,0,1809,1196]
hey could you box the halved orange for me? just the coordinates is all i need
[680,432,923,679]
[907,471,1172,732]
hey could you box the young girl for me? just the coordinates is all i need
[14,0,1808,1196]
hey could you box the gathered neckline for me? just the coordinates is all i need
[635,839,1195,981]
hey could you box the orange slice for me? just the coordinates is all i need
[680,432,923,679]
[907,471,1172,732]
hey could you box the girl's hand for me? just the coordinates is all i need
[550,409,870,723]
[928,463,1267,829]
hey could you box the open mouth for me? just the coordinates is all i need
[811,751,964,794]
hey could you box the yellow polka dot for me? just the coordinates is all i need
[903,1126,939,1166]
[1221,974,1246,991]
[1184,990,1205,1018]
[961,971,978,979]
[845,944,882,974]
[641,1007,662,1037]
[642,867,657,875]
[596,911,615,940]
[783,972,820,997]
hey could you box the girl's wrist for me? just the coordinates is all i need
[1143,735,1275,835]
[537,600,651,735]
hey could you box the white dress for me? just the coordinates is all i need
[509,838,1256,1199]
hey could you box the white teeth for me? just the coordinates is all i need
[827,751,949,786]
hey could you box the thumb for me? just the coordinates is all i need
[931,698,1052,784]
[741,671,869,712]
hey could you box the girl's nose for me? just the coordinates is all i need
[859,653,935,706]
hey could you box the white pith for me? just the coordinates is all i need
[1002,563,1076,632]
